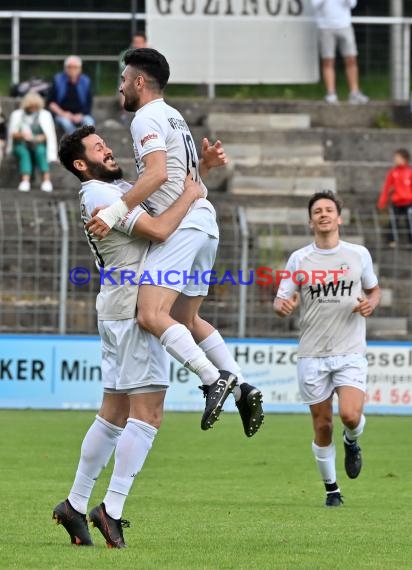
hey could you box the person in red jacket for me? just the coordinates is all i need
[377,148,412,247]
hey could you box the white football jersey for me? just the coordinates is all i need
[79,179,148,320]
[277,240,378,357]
[130,98,219,239]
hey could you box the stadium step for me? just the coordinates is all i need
[224,143,324,167]
[366,317,408,337]
[379,288,393,308]
[229,175,336,196]
[212,127,412,164]
[207,112,311,132]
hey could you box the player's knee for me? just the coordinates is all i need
[314,417,333,440]
[137,309,155,332]
[130,408,164,429]
[340,409,361,429]
[148,408,164,429]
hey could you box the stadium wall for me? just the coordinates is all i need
[0,335,411,415]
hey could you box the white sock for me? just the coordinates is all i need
[311,442,337,485]
[344,414,366,443]
[103,418,157,520]
[198,330,245,401]
[68,415,123,514]
[160,323,220,385]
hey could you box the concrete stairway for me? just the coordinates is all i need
[0,97,411,337]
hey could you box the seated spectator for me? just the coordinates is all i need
[377,148,412,247]
[0,103,6,168]
[311,0,368,105]
[48,56,95,134]
[7,91,57,192]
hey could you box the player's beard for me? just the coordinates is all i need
[123,91,139,112]
[86,159,123,182]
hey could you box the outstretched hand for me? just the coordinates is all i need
[201,137,228,169]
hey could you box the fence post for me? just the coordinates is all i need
[402,23,410,102]
[11,13,20,85]
[237,206,249,338]
[390,0,404,101]
[58,202,69,335]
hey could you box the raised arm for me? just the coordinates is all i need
[199,137,228,179]
[85,149,167,238]
[85,136,228,240]
[132,176,203,242]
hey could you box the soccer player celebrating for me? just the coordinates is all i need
[53,126,205,548]
[85,48,263,437]
[273,191,380,507]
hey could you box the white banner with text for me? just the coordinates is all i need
[146,0,319,84]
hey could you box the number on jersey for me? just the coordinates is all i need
[182,133,200,181]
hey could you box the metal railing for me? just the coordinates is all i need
[0,11,410,100]
[0,200,410,339]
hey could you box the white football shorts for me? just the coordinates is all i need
[297,353,367,405]
[143,227,219,297]
[98,318,170,393]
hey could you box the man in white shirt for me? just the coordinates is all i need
[274,190,380,507]
[85,48,264,439]
[53,125,205,548]
[311,0,368,104]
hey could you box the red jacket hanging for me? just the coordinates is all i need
[377,165,412,209]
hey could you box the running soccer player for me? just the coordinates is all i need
[273,191,381,507]
[85,48,264,437]
[53,126,205,548]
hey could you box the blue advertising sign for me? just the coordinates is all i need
[0,335,411,415]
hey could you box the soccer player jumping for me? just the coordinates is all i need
[86,48,263,437]
[274,191,380,507]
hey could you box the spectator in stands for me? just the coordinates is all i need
[0,103,6,169]
[377,148,412,247]
[7,92,57,192]
[48,56,95,134]
[118,33,148,124]
[119,32,148,76]
[311,0,369,105]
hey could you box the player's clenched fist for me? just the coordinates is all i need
[85,214,110,240]
[352,296,375,317]
[273,292,300,317]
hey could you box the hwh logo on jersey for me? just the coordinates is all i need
[309,280,353,299]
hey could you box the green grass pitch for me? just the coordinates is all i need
[1,410,411,569]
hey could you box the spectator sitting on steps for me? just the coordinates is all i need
[311,0,369,105]
[48,56,95,135]
[377,148,412,248]
[7,91,57,192]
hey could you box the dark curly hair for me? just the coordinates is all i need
[58,125,96,180]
